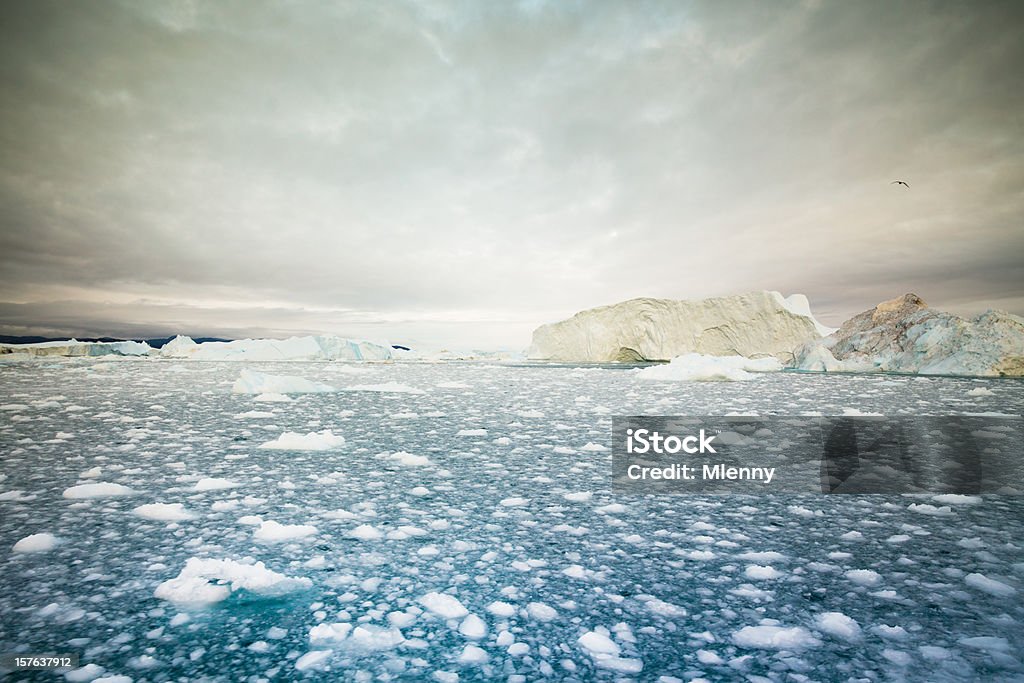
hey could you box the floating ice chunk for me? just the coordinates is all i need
[873,625,909,640]
[79,467,102,479]
[919,645,953,661]
[254,393,291,402]
[235,410,275,418]
[389,451,432,466]
[578,630,619,656]
[232,369,335,394]
[744,565,783,580]
[194,478,240,491]
[499,497,529,507]
[564,492,593,502]
[259,430,345,451]
[563,565,589,579]
[91,676,133,683]
[132,503,197,521]
[581,442,609,452]
[64,663,106,681]
[881,648,912,666]
[931,494,982,505]
[62,483,135,499]
[253,520,318,543]
[294,650,332,671]
[154,557,311,606]
[409,486,431,496]
[345,382,425,394]
[814,612,861,641]
[458,614,487,639]
[457,644,488,664]
[595,503,627,514]
[736,551,788,563]
[964,572,1017,597]
[457,429,487,436]
[348,524,383,540]
[418,592,469,619]
[844,569,882,587]
[577,629,641,671]
[526,602,557,622]
[967,387,995,396]
[486,601,516,617]
[13,532,58,553]
[642,598,686,617]
[907,503,954,517]
[596,657,643,674]
[637,354,782,382]
[958,636,1011,653]
[731,625,821,650]
[348,625,405,650]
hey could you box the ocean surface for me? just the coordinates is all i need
[1,359,1022,681]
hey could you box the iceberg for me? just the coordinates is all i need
[793,294,1024,377]
[159,334,392,361]
[527,291,827,362]
[0,339,152,358]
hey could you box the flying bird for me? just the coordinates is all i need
[891,180,909,188]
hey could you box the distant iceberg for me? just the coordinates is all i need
[792,294,1024,377]
[160,335,392,361]
[528,291,828,362]
[0,339,152,358]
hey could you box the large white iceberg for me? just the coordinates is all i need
[160,334,392,361]
[792,294,1024,377]
[527,291,828,362]
[0,339,152,358]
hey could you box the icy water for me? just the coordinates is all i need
[1,359,1022,682]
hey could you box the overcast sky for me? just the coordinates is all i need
[1,0,1021,348]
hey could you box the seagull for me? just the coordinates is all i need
[891,180,909,188]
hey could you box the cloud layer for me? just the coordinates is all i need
[1,1,1022,347]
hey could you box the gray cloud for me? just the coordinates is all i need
[1,0,1022,347]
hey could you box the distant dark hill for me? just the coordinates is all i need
[0,335,233,348]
